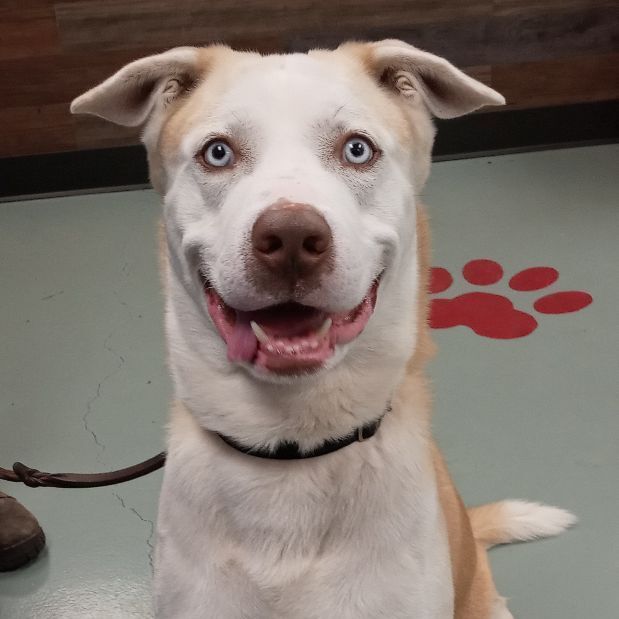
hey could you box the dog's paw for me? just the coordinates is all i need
[429,259,592,339]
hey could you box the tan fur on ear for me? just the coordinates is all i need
[70,47,203,126]
[354,39,505,118]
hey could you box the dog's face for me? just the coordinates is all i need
[72,42,503,381]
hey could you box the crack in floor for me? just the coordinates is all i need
[41,290,64,301]
[82,382,106,451]
[82,292,132,457]
[81,328,126,457]
[113,492,156,572]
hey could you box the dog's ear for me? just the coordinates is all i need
[364,39,505,118]
[70,47,202,126]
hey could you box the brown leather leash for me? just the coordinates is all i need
[0,452,166,488]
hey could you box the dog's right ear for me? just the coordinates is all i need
[70,47,202,127]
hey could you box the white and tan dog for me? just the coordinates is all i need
[72,40,575,618]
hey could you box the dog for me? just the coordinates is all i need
[72,40,576,618]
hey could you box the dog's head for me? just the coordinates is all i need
[72,41,503,382]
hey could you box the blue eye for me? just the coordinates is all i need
[343,137,374,165]
[203,140,235,168]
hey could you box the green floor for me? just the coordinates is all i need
[1,144,617,618]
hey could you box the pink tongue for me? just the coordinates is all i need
[251,303,325,338]
[227,313,258,362]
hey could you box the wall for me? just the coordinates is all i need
[1,0,617,158]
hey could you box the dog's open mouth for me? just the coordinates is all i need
[202,276,380,374]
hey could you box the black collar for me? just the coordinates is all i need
[216,406,391,460]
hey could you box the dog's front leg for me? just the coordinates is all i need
[154,542,272,619]
[154,497,273,619]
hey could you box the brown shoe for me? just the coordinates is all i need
[0,491,46,571]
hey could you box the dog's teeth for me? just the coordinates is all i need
[309,340,319,349]
[266,344,275,353]
[250,321,270,344]
[285,346,295,354]
[316,318,332,338]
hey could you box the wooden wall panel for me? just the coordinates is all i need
[0,0,617,158]
[493,0,617,15]
[2,104,76,156]
[73,116,141,151]
[289,5,618,65]
[54,0,491,51]
[487,6,618,64]
[493,52,619,108]
[288,18,491,66]
[0,2,59,61]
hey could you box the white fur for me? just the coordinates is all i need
[155,401,454,618]
[497,500,577,544]
[160,52,422,446]
[155,49,453,618]
[468,499,577,551]
[70,41,517,618]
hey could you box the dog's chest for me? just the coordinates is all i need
[155,425,454,618]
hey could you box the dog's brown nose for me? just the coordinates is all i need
[251,202,333,285]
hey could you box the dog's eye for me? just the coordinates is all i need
[342,137,374,166]
[202,140,235,168]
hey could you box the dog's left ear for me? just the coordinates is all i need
[364,39,505,118]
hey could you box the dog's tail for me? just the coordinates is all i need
[468,500,577,549]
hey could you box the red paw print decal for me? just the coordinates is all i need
[429,259,592,339]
